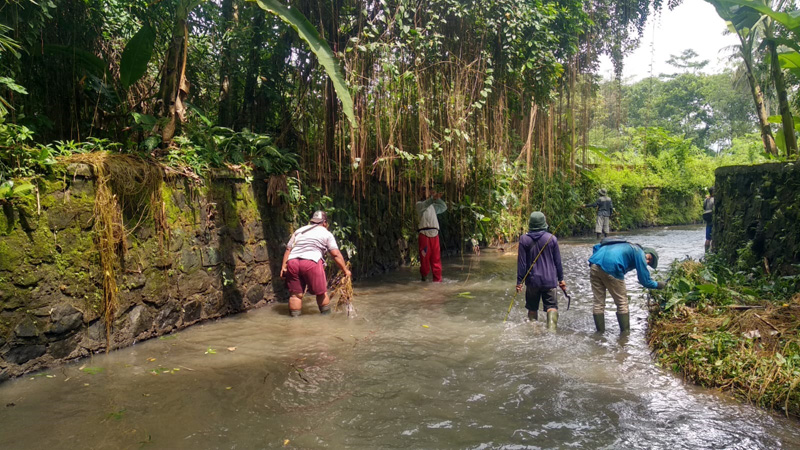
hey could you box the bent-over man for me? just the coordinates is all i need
[588,240,664,333]
[280,211,351,317]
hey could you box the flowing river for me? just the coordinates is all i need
[1,226,798,449]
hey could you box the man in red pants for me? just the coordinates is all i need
[416,188,447,282]
[280,211,351,317]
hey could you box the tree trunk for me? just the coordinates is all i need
[159,0,191,145]
[218,0,240,128]
[769,40,797,157]
[744,59,777,156]
[240,9,265,131]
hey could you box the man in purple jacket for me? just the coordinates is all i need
[516,212,566,329]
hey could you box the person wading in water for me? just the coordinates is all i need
[416,188,447,282]
[584,188,614,240]
[516,212,566,330]
[280,211,351,317]
[703,186,715,253]
[588,240,665,333]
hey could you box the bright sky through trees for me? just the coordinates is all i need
[598,0,740,81]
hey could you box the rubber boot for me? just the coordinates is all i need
[593,313,605,332]
[596,233,601,240]
[289,310,301,318]
[527,310,538,321]
[616,312,630,334]
[547,310,558,330]
[319,305,331,315]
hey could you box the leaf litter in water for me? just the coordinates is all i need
[80,366,105,375]
[107,409,126,420]
[204,347,216,355]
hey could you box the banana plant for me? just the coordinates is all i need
[711,0,799,157]
[250,0,355,127]
[0,179,35,206]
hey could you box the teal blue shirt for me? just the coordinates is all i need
[588,242,658,289]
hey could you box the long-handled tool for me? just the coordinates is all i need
[560,285,572,310]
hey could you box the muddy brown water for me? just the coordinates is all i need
[1,226,798,449]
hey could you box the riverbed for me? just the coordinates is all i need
[1,226,798,449]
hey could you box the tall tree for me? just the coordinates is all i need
[707,0,779,155]
[218,0,241,128]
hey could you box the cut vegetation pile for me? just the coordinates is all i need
[648,259,800,418]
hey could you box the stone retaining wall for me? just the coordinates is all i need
[0,165,416,380]
[714,162,800,276]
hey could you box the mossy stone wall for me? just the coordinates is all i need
[0,166,284,380]
[714,162,800,275]
[0,164,418,380]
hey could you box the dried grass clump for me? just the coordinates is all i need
[64,153,168,348]
[266,174,287,206]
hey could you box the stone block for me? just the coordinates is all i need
[126,305,153,337]
[14,317,41,338]
[48,336,79,359]
[124,273,146,290]
[181,269,211,296]
[239,247,253,264]
[201,247,220,266]
[66,163,93,178]
[12,267,43,288]
[202,292,225,317]
[245,284,265,305]
[86,320,105,342]
[169,233,184,252]
[46,207,78,232]
[155,301,181,332]
[4,344,46,365]
[180,247,201,273]
[182,299,202,324]
[252,241,269,262]
[47,304,83,335]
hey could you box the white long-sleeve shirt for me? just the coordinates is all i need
[415,197,447,237]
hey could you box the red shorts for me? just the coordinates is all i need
[285,258,327,295]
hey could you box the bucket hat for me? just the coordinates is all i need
[528,211,548,232]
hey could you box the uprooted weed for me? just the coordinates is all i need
[330,263,355,318]
[649,259,800,418]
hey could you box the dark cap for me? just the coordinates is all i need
[310,211,327,224]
